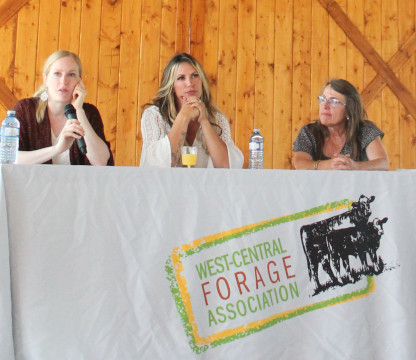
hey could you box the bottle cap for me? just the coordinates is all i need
[7,110,16,116]
[254,128,260,132]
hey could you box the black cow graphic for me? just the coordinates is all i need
[300,195,388,295]
[327,217,388,282]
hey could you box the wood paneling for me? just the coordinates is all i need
[292,0,312,165]
[116,0,142,166]
[97,0,122,161]
[329,0,347,79]
[235,0,256,166]
[14,0,39,99]
[398,0,416,169]
[346,1,364,92]
[59,0,82,53]
[36,0,60,90]
[274,0,293,169]
[0,0,416,169]
[255,0,275,169]
[79,0,102,103]
[381,0,400,169]
[217,0,238,143]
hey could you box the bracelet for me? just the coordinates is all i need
[313,160,321,170]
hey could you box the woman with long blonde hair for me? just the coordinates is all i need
[140,53,243,168]
[13,50,113,165]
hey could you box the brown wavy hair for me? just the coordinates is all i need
[310,78,373,161]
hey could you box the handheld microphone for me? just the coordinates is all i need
[64,104,87,155]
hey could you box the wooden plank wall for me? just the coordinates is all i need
[0,0,415,169]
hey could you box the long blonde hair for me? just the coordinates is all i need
[146,53,220,128]
[33,50,83,123]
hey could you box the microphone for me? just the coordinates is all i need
[64,104,87,155]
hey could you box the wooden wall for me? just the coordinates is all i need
[0,0,415,169]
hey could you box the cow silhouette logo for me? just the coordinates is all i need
[300,195,388,295]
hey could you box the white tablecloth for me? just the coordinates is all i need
[1,165,415,359]
[0,166,14,360]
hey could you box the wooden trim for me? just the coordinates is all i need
[361,32,416,107]
[0,80,19,110]
[0,0,30,28]
[319,0,416,119]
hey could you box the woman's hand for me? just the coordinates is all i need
[182,96,230,168]
[178,103,200,122]
[71,80,87,111]
[177,96,201,122]
[327,154,358,170]
[329,137,389,170]
[55,119,85,153]
[185,96,209,124]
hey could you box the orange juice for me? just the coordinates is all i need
[182,153,197,167]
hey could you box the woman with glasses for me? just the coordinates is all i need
[293,78,389,170]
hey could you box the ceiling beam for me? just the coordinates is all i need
[0,0,30,28]
[361,32,416,107]
[319,0,416,119]
[0,80,18,110]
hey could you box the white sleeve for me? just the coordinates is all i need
[216,112,244,169]
[139,107,172,168]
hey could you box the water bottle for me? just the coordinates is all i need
[248,129,264,169]
[0,110,20,164]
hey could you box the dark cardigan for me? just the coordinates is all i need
[13,97,114,165]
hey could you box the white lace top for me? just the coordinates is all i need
[140,106,244,168]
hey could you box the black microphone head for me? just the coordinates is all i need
[64,104,76,118]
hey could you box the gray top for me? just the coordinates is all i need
[293,121,384,161]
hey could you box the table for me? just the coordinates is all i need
[1,165,415,359]
[0,168,13,359]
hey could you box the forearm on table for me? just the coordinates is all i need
[18,147,59,164]
[354,158,389,171]
[77,110,110,165]
[200,120,229,168]
[167,115,189,166]
[293,152,315,170]
[83,134,110,165]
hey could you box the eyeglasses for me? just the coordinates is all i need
[317,95,346,108]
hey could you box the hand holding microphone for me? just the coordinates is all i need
[64,104,87,155]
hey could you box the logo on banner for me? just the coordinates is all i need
[300,195,388,295]
[165,195,392,354]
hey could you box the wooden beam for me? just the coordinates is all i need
[0,80,18,110]
[0,0,30,28]
[361,31,416,107]
[319,0,416,119]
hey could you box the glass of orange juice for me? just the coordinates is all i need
[181,146,197,168]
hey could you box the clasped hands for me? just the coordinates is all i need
[179,96,208,124]
[328,153,358,170]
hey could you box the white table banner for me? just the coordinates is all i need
[0,167,15,360]
[2,165,415,359]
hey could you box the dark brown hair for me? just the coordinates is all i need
[311,78,370,161]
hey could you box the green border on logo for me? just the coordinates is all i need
[165,199,375,353]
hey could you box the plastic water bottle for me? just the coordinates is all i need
[248,129,264,169]
[0,110,20,164]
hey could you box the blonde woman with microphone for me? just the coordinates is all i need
[13,50,113,165]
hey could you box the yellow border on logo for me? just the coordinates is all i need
[171,200,375,346]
